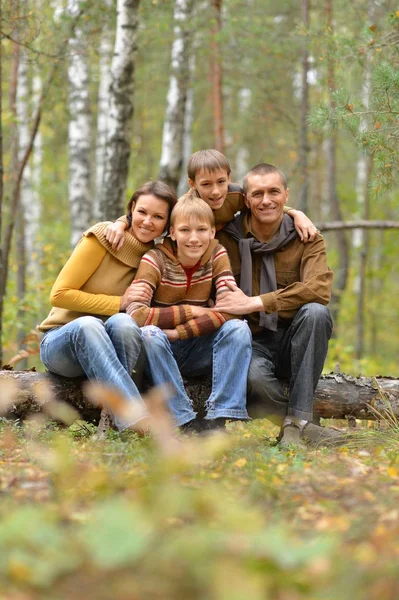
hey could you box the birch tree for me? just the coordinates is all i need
[298,0,310,213]
[101,0,140,221]
[94,0,113,220]
[210,0,224,153]
[67,0,92,246]
[158,0,195,191]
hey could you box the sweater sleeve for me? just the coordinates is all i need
[260,235,333,314]
[126,251,194,328]
[50,236,121,315]
[116,214,129,226]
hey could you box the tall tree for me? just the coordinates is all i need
[324,0,349,326]
[210,0,224,153]
[158,0,194,191]
[67,0,92,246]
[94,0,113,220]
[101,0,141,221]
[298,0,310,212]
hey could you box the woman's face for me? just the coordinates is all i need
[131,194,170,243]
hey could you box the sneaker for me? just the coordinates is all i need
[279,422,307,450]
[301,422,347,447]
[179,418,207,435]
[205,418,228,431]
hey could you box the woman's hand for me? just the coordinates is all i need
[163,329,179,342]
[120,280,153,310]
[287,209,318,243]
[104,221,128,250]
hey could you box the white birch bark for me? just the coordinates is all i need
[177,55,195,197]
[17,48,39,279]
[31,69,43,281]
[94,0,113,221]
[159,0,195,191]
[100,0,140,221]
[67,0,92,246]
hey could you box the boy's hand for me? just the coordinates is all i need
[287,209,318,243]
[120,281,152,310]
[163,329,179,342]
[216,280,264,315]
[104,221,128,250]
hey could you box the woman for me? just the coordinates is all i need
[38,181,177,431]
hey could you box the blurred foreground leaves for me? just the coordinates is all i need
[1,382,399,598]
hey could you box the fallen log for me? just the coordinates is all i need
[0,369,398,423]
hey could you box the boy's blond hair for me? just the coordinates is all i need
[170,196,215,228]
[187,149,231,181]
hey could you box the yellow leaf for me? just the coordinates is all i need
[234,458,247,468]
[387,466,398,478]
[396,10,399,17]
[375,121,381,129]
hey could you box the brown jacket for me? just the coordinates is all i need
[217,213,333,334]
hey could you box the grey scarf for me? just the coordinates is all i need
[224,212,298,330]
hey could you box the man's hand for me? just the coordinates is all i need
[163,329,179,342]
[104,221,128,250]
[215,280,264,315]
[190,306,212,318]
[120,280,152,310]
[287,209,318,243]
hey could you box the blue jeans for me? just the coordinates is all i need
[40,314,147,430]
[248,303,333,425]
[142,319,252,426]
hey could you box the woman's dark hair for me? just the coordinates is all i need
[126,181,178,229]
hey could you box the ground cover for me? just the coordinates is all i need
[0,414,399,599]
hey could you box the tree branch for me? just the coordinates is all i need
[317,219,399,232]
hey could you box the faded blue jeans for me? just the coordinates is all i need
[247,303,333,425]
[142,319,252,426]
[40,314,147,430]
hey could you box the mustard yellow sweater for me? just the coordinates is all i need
[37,222,152,332]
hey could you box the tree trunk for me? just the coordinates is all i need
[1,370,398,423]
[177,56,195,197]
[100,0,141,221]
[0,0,4,365]
[210,0,224,153]
[67,0,92,246]
[298,0,310,213]
[325,0,349,328]
[94,0,113,221]
[158,0,195,191]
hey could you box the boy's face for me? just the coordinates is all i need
[170,216,215,267]
[189,168,230,211]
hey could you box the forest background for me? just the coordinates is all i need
[1,0,399,375]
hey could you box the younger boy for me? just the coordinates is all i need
[126,196,252,432]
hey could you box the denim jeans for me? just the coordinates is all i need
[40,314,147,430]
[247,303,333,425]
[142,319,252,426]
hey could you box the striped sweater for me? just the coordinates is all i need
[126,237,238,339]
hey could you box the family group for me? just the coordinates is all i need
[38,149,340,449]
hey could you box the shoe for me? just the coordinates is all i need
[301,422,347,447]
[179,418,207,435]
[279,422,307,450]
[205,418,227,431]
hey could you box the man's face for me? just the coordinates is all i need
[189,168,230,211]
[244,171,289,228]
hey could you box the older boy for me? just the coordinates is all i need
[126,196,252,432]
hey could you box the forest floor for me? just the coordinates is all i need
[0,414,399,600]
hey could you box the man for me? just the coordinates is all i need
[215,163,340,448]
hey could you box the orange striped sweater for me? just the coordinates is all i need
[126,237,239,339]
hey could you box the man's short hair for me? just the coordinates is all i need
[187,149,231,181]
[243,163,288,194]
[170,195,215,228]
